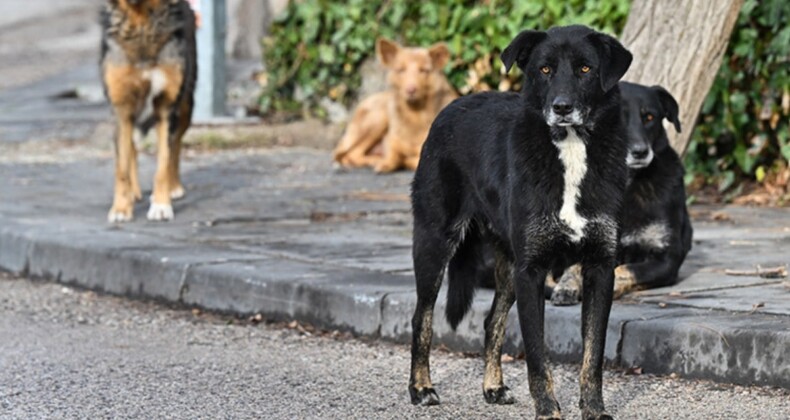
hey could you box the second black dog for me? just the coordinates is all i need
[408,25,631,419]
[550,82,694,305]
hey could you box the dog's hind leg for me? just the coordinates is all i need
[513,261,562,419]
[168,99,193,200]
[409,223,463,406]
[482,248,516,405]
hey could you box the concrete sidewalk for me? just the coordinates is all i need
[1,148,788,389]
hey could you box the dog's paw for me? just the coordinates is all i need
[107,208,133,223]
[483,386,515,405]
[613,265,637,299]
[582,410,613,420]
[331,161,349,173]
[147,203,174,221]
[170,185,186,200]
[551,285,581,306]
[409,386,440,406]
[374,162,397,174]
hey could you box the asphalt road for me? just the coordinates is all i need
[1,273,787,419]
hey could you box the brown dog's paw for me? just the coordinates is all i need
[146,202,174,221]
[484,386,516,405]
[613,265,637,299]
[170,185,185,200]
[551,284,581,306]
[108,203,133,223]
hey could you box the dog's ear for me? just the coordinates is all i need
[376,38,401,68]
[586,33,632,92]
[428,43,450,70]
[501,30,546,73]
[651,85,682,133]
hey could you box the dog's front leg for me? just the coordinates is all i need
[148,107,174,221]
[374,135,404,173]
[108,111,136,223]
[514,263,561,419]
[613,255,678,299]
[579,260,615,419]
[482,249,516,404]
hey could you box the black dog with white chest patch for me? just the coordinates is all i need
[550,82,693,305]
[408,26,631,419]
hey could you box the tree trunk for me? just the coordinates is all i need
[620,0,744,155]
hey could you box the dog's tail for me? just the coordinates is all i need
[445,225,494,330]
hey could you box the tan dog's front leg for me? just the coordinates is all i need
[374,136,404,173]
[147,111,174,221]
[108,113,136,223]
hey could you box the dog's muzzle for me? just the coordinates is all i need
[626,148,654,169]
[545,96,584,127]
[545,109,585,127]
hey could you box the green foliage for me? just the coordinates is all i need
[260,0,629,115]
[262,0,789,195]
[684,0,790,191]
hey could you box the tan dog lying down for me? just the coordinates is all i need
[333,38,458,173]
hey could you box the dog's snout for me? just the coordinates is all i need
[630,145,649,159]
[552,97,574,116]
[406,86,418,95]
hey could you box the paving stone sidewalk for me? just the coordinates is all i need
[0,148,788,389]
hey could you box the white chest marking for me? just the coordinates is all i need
[143,68,167,98]
[554,129,588,242]
[621,222,670,250]
[137,68,167,124]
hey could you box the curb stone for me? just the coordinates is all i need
[1,216,787,389]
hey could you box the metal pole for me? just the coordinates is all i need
[194,0,227,121]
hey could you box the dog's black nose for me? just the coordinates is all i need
[552,97,574,116]
[630,146,649,159]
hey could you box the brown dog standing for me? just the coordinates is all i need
[333,39,457,173]
[101,0,197,222]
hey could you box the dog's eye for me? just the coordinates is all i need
[580,65,590,74]
[644,113,654,122]
[420,68,430,74]
[540,66,551,75]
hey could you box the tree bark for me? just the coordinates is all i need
[620,0,744,155]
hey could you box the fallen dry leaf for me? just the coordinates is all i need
[501,354,515,363]
[625,366,643,376]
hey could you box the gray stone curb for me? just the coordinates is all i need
[1,217,787,389]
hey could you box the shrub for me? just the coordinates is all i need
[260,0,629,116]
[261,0,789,200]
[684,0,789,198]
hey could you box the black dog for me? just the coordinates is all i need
[550,82,693,305]
[409,25,631,419]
